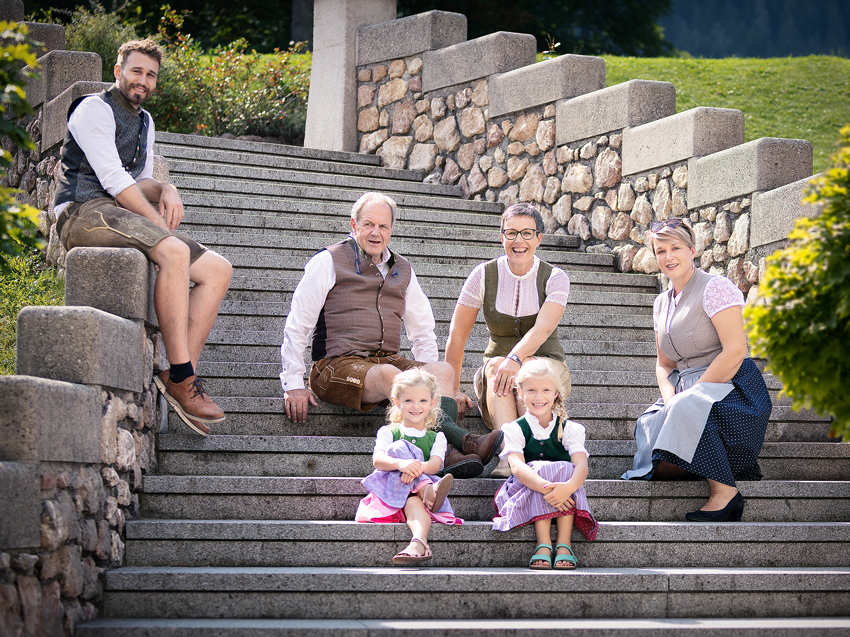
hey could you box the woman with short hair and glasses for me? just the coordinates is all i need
[445,203,572,478]
[622,218,771,522]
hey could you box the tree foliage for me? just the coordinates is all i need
[0,22,44,275]
[146,7,310,142]
[397,0,675,56]
[64,1,139,81]
[745,125,850,441]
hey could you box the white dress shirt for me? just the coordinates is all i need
[54,89,155,215]
[279,243,439,391]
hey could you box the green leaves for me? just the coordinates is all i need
[0,21,45,275]
[147,6,310,143]
[745,125,850,440]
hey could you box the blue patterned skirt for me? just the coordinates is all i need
[624,357,771,486]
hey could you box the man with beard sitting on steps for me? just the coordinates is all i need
[280,191,502,478]
[53,39,232,436]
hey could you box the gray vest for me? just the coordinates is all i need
[656,268,725,370]
[54,86,149,206]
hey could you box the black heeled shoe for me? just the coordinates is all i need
[685,492,745,522]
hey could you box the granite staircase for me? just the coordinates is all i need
[77,132,850,636]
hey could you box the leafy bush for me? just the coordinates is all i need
[64,1,140,81]
[1,21,44,275]
[745,125,850,441]
[0,249,65,375]
[147,7,310,144]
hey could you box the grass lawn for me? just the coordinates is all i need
[0,251,64,375]
[602,55,850,175]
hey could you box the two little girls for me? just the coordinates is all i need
[356,359,597,569]
[355,368,462,564]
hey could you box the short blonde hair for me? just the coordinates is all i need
[650,218,696,253]
[388,368,442,430]
[515,358,569,439]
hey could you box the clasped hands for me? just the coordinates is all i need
[541,481,576,511]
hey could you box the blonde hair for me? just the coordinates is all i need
[388,368,442,430]
[650,219,696,253]
[515,358,569,440]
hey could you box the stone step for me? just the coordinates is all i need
[187,223,582,256]
[212,242,615,271]
[166,158,464,199]
[155,131,385,167]
[122,519,850,569]
[96,566,850,621]
[170,405,832,443]
[139,477,850,523]
[75,616,850,636]
[156,143,428,183]
[218,267,659,294]
[155,435,849,482]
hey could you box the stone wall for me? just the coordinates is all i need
[352,11,818,298]
[1,249,169,636]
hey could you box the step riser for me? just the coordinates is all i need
[176,414,833,442]
[155,451,848,482]
[139,493,850,523]
[99,589,850,621]
[123,538,850,569]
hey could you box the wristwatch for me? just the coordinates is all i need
[506,353,522,366]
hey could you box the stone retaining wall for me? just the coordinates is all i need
[352,11,819,297]
[1,249,168,636]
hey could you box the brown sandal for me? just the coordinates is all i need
[392,538,432,565]
[422,475,453,512]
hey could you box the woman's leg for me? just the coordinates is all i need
[652,460,697,480]
[701,479,739,511]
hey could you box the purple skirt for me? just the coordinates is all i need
[492,460,598,541]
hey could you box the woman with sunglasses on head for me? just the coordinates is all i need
[444,203,572,478]
[622,218,771,522]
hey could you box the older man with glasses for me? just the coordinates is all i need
[280,192,504,478]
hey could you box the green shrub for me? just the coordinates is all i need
[745,125,850,441]
[64,1,140,82]
[0,249,65,375]
[147,7,310,143]
[1,21,44,275]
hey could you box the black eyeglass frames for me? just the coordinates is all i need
[501,228,540,240]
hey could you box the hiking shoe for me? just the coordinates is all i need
[461,430,504,466]
[154,371,224,434]
[437,445,484,479]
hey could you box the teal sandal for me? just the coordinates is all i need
[553,543,577,569]
[528,543,553,570]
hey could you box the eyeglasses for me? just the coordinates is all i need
[650,218,686,233]
[501,228,539,240]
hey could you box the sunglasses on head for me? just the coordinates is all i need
[650,218,686,233]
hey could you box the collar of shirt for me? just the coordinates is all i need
[399,424,428,438]
[522,411,558,437]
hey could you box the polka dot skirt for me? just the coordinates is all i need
[652,358,772,486]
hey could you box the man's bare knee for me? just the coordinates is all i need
[423,361,455,388]
[192,250,232,287]
[363,363,401,402]
[484,357,506,379]
[151,236,190,269]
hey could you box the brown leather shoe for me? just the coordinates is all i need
[154,371,224,433]
[462,430,504,465]
[437,445,484,479]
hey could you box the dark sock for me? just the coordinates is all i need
[169,361,195,384]
[438,396,467,449]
